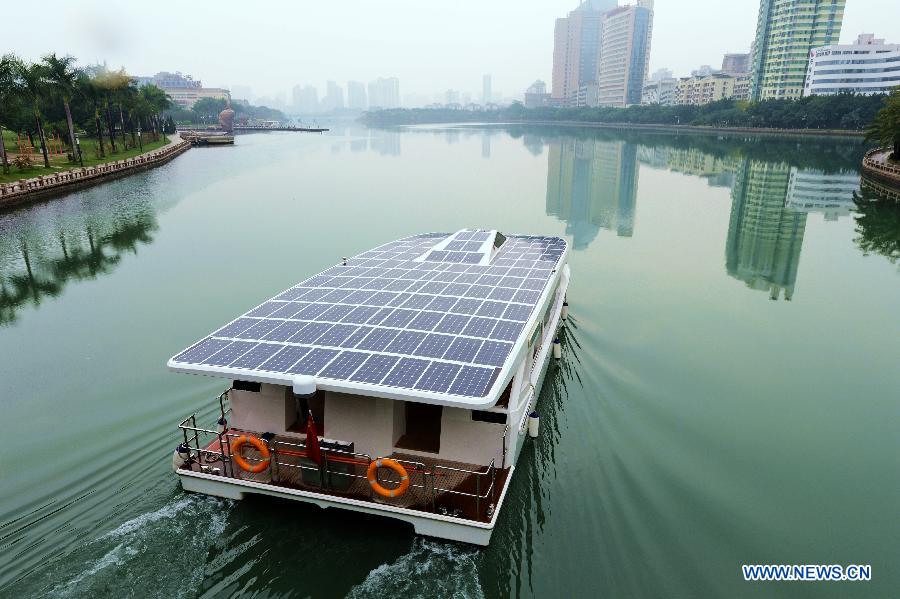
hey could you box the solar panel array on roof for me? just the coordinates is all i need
[170,230,567,400]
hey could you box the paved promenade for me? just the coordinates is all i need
[0,134,190,210]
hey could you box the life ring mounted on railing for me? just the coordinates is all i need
[366,458,410,498]
[231,434,271,473]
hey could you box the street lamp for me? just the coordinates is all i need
[138,127,143,152]
[75,135,84,167]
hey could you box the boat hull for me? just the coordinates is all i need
[178,464,514,545]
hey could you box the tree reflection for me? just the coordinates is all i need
[853,186,900,264]
[0,207,158,326]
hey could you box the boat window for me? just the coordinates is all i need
[233,380,261,393]
[493,231,507,249]
[472,410,506,424]
[395,402,442,453]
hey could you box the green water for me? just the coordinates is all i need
[1,124,898,598]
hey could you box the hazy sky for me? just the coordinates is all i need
[6,0,898,100]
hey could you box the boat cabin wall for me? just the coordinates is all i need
[227,384,506,467]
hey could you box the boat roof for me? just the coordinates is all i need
[167,229,568,408]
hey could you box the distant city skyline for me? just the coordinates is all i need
[6,0,898,102]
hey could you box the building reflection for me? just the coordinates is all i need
[638,146,739,189]
[785,168,860,221]
[726,160,806,301]
[545,138,638,249]
[369,129,401,156]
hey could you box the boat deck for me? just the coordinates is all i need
[184,430,508,522]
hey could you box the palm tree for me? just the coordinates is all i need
[14,59,51,168]
[93,68,131,153]
[77,71,106,158]
[42,53,81,161]
[0,54,17,174]
[139,84,172,140]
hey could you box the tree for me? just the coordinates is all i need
[77,70,107,157]
[865,87,900,160]
[139,84,172,140]
[0,54,18,174]
[14,59,51,167]
[41,53,82,161]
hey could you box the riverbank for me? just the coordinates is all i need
[0,135,190,210]
[495,120,865,138]
[392,119,864,138]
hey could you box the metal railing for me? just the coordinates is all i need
[176,394,501,521]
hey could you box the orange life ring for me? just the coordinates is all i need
[231,435,270,473]
[366,458,409,498]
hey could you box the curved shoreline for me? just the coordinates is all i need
[861,147,900,187]
[0,137,191,211]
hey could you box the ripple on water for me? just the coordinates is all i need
[346,538,484,599]
[8,495,232,599]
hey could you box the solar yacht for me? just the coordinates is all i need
[169,229,570,545]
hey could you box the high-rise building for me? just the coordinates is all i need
[804,33,900,96]
[551,0,618,105]
[749,0,845,100]
[596,1,654,107]
[482,74,492,105]
[322,81,345,110]
[726,159,806,300]
[721,53,751,75]
[367,77,400,109]
[346,81,367,110]
[292,84,319,113]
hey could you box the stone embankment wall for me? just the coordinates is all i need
[0,139,191,209]
[861,147,900,190]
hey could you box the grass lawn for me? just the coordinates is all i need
[0,131,170,185]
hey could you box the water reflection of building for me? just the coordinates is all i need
[546,138,638,249]
[369,130,401,156]
[726,160,806,300]
[785,168,860,221]
[638,146,739,188]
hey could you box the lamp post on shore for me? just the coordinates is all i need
[138,127,143,152]
[75,135,84,168]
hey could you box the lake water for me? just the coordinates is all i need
[1,124,898,598]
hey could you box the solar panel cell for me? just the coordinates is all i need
[434,313,470,335]
[350,354,400,384]
[320,351,369,379]
[414,362,462,393]
[288,348,340,375]
[448,366,497,397]
[443,337,483,363]
[229,342,281,369]
[259,345,311,372]
[289,322,332,344]
[473,340,513,367]
[383,357,430,388]
[357,327,401,351]
[385,330,427,355]
[204,341,257,366]
[414,333,455,358]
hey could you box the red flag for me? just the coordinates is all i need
[305,413,322,466]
